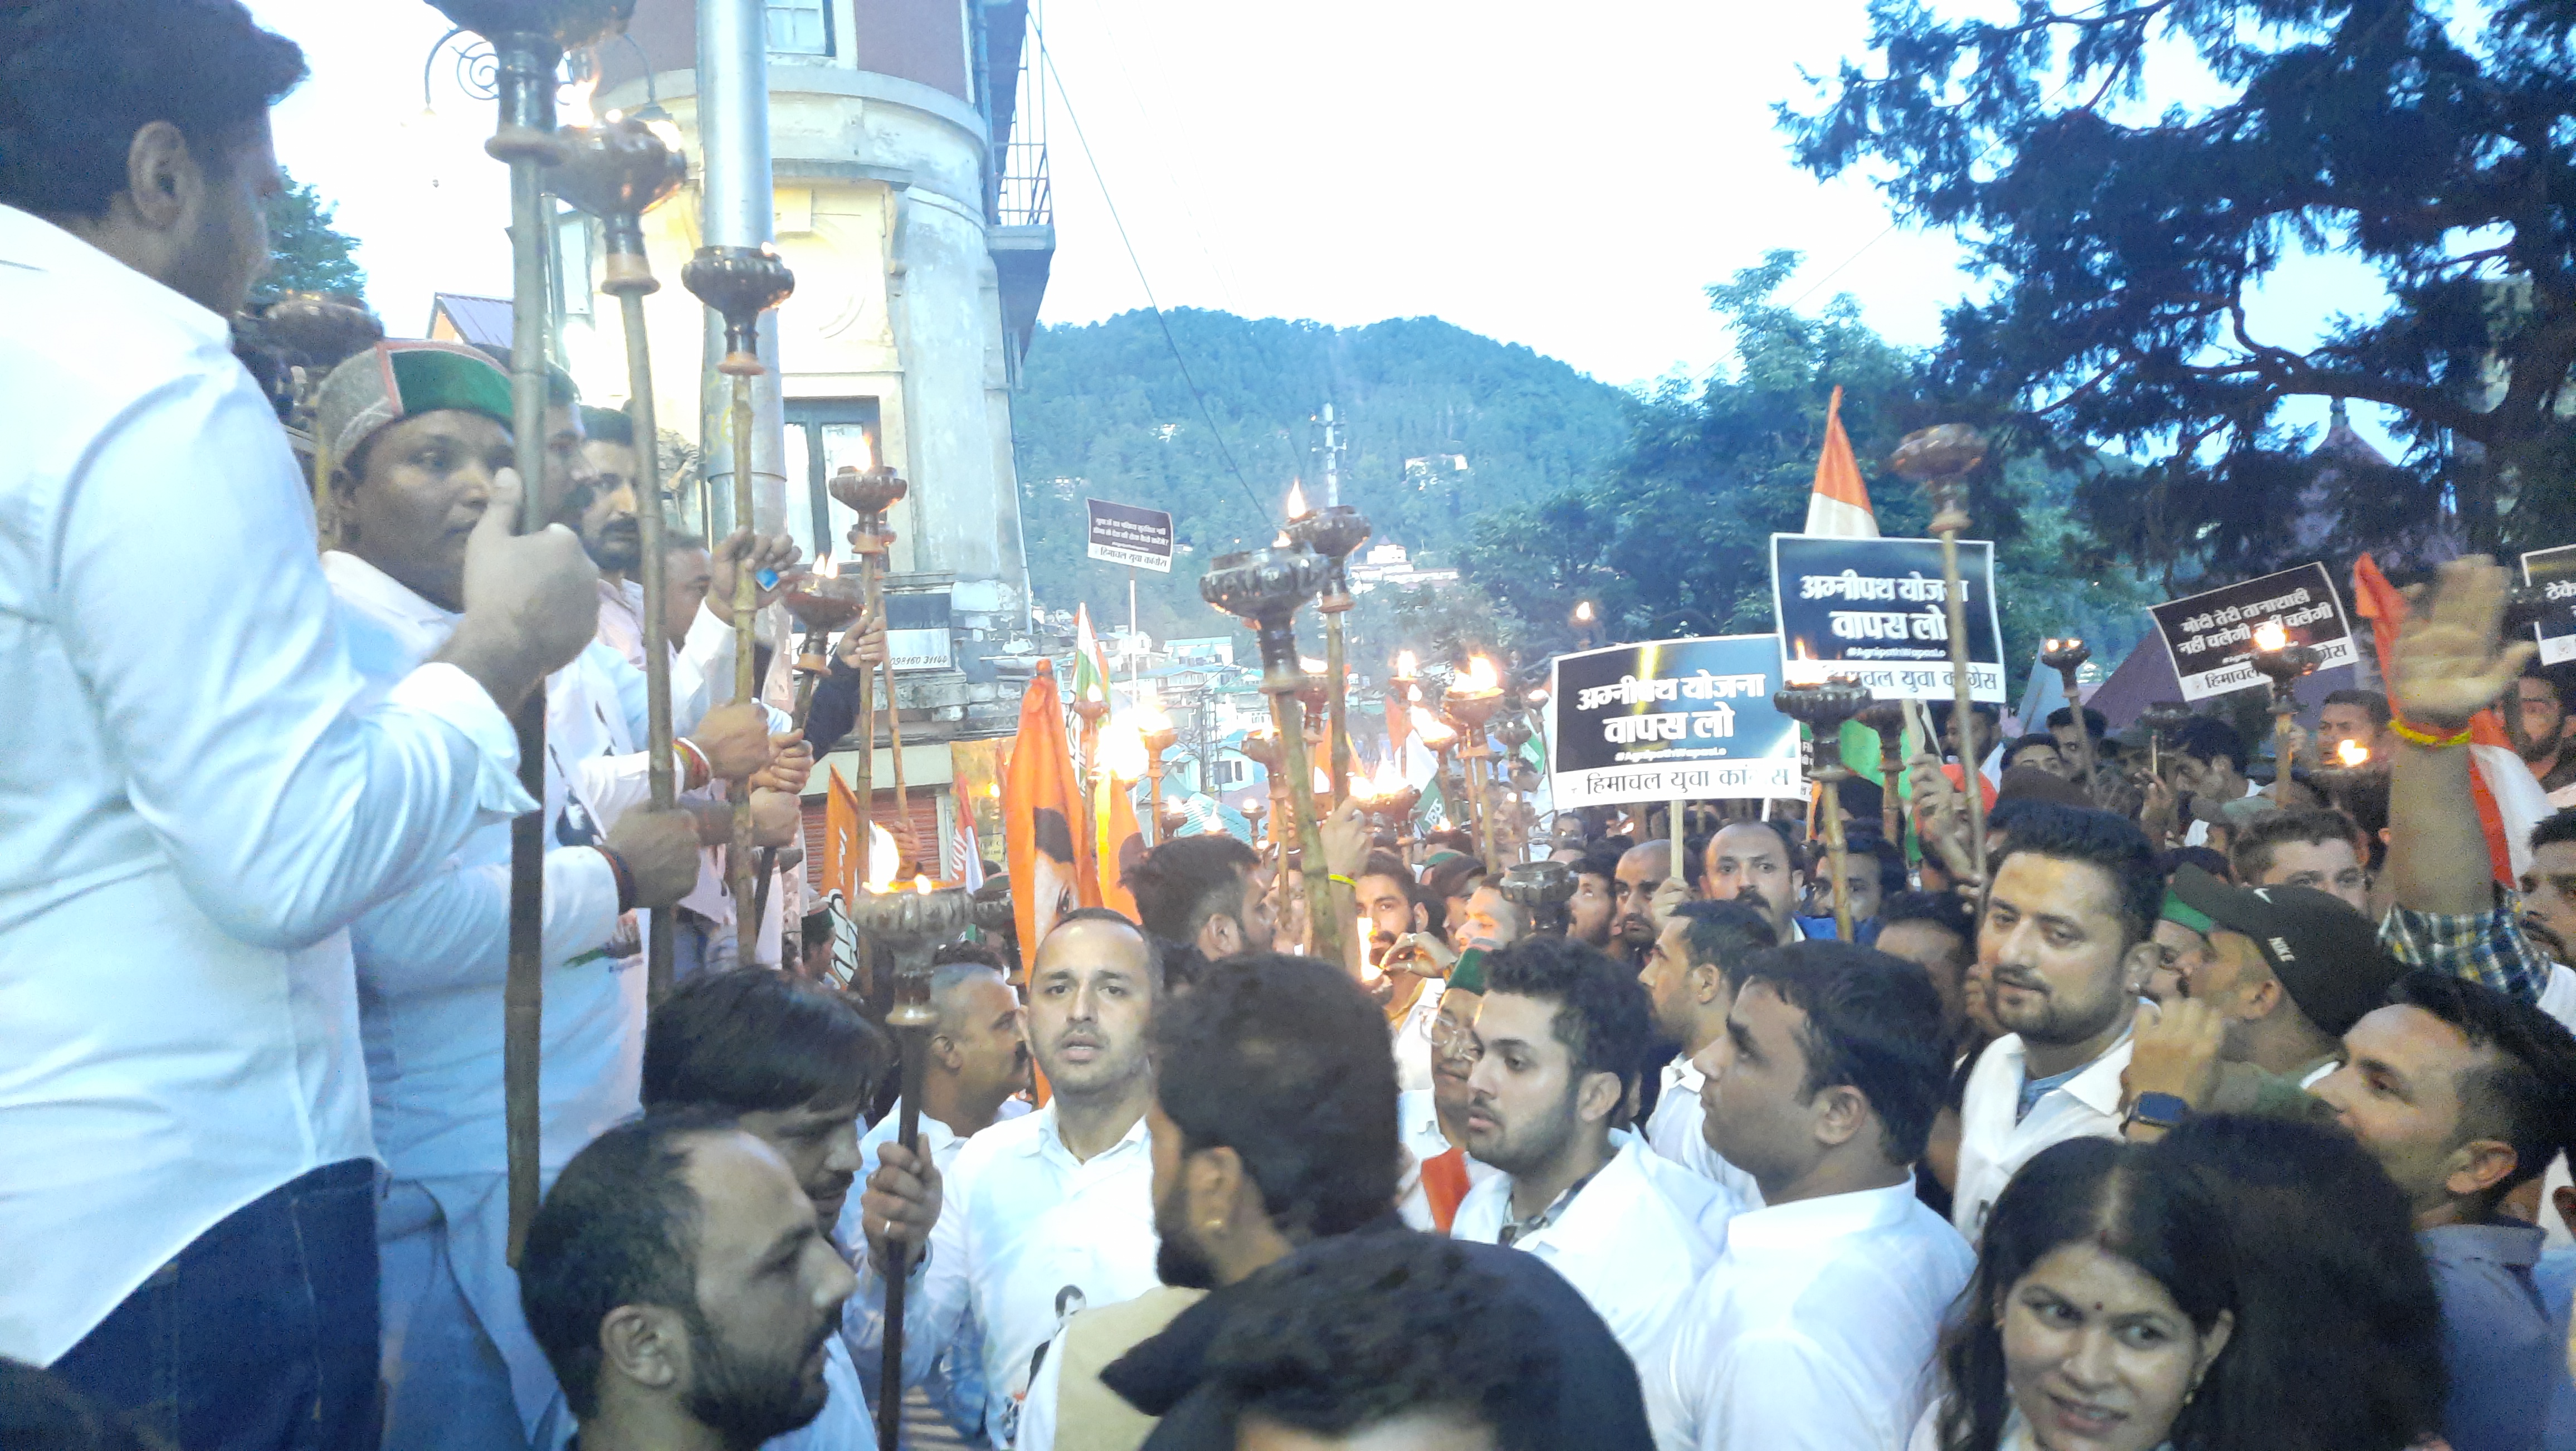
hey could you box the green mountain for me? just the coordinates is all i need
[1011,308,1636,641]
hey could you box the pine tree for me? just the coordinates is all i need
[260,168,366,303]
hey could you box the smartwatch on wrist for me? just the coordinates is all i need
[2124,1091,2190,1132]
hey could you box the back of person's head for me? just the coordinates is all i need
[2322,689,2392,729]
[1732,941,1950,1165]
[2155,845,2233,884]
[579,403,635,447]
[2172,715,2250,773]
[519,1108,736,1421]
[1989,801,2162,948]
[2045,704,2109,738]
[1879,889,1975,948]
[1938,1137,2242,1451]
[2229,807,2360,883]
[1203,1233,1557,1451]
[1667,897,1777,983]
[1151,953,1399,1241]
[1482,935,1654,1096]
[1420,854,1487,907]
[1125,834,1257,947]
[0,0,305,218]
[2008,731,2064,762]
[2387,971,2576,1210]
[642,968,888,1114]
[0,1359,170,1451]
[1422,829,1478,857]
[2158,1116,2443,1451]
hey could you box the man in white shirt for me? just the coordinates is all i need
[517,1116,860,1451]
[841,949,1031,1434]
[1703,821,1814,943]
[1354,850,1447,1092]
[640,970,898,1451]
[1953,804,2166,1236]
[1656,941,1974,1450]
[1452,937,1716,1424]
[0,7,601,1444]
[1637,899,1777,1207]
[854,910,1162,1447]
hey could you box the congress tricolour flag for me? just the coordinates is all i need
[1802,386,1878,538]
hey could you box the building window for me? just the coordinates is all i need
[552,211,593,319]
[1217,759,1245,787]
[767,0,831,56]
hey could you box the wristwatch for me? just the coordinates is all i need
[2124,1092,2190,1131]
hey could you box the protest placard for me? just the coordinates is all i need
[1085,499,1174,573]
[2146,562,2354,701]
[2522,544,2576,666]
[1769,534,2006,702]
[1549,636,1803,807]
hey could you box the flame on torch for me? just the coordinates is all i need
[1460,656,1501,694]
[2253,620,2290,653]
[2338,738,2371,768]
[1286,481,1312,520]
[1395,650,1419,679]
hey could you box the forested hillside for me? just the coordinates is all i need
[1011,308,1635,640]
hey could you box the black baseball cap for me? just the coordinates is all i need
[2168,865,2404,1036]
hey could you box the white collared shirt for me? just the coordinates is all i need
[0,205,530,1363]
[1953,1030,2133,1238]
[1454,1135,1717,1438]
[870,1101,1160,1447]
[1653,1181,1974,1451]
[1394,1087,1499,1230]
[1391,975,1447,1094]
[1646,1054,1767,1211]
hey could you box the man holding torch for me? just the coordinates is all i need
[0,4,601,1444]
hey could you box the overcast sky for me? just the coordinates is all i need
[248,0,2398,448]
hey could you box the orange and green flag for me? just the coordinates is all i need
[1003,660,1093,958]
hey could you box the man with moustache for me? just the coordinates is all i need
[843,949,1032,1437]
[575,404,648,662]
[1354,850,1447,1092]
[1950,803,2166,1236]
[639,971,891,1451]
[854,910,1161,1447]
[1611,839,1678,966]
[1703,821,1812,943]
[1568,845,1623,951]
[518,1114,859,1451]
[1126,834,1277,986]
[1636,900,1776,1206]
[1452,937,1715,1414]
[1047,953,1655,1451]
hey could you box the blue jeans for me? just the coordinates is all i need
[50,1159,382,1451]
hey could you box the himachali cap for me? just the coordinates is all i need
[313,340,515,473]
[2167,865,2405,1038]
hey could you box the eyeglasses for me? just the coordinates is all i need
[1431,1016,1483,1064]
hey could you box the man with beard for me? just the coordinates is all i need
[1049,953,1654,1450]
[1701,821,1810,944]
[1950,803,2164,1236]
[575,404,647,661]
[1610,840,1676,966]
[1354,850,1446,1092]
[1452,938,1715,1416]
[1636,900,1775,1207]
[1126,833,1275,987]
[853,910,1160,1447]
[639,971,890,1450]
[844,949,1032,1437]
[1567,846,1622,951]
[519,1114,858,1451]
[2511,670,2576,801]
[2525,811,2576,1014]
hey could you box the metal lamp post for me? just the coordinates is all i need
[1890,423,1991,887]
[828,463,915,858]
[1500,859,1575,936]
[2250,625,2322,795]
[422,0,635,1267]
[1775,675,1872,941]
[1202,544,1340,963]
[1286,503,1372,794]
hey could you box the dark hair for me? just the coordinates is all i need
[1354,849,1417,899]
[1879,890,1975,952]
[0,1359,171,1451]
[2044,705,2109,738]
[1989,802,2162,948]
[1936,1139,2243,1451]
[1422,829,1478,856]
[2158,1116,2445,1451]
[1667,898,1777,985]
[1204,1234,1555,1450]
[2155,845,2233,883]
[1845,831,1909,897]
[642,968,889,1113]
[0,0,306,217]
[2339,773,2391,871]
[2007,732,2065,762]
[2171,715,2250,773]
[1421,854,1487,905]
[1573,845,1624,887]
[2321,689,2392,729]
[1733,941,1951,1163]
[2387,971,2576,1209]
[2534,806,2576,855]
[1152,954,1400,1241]
[579,403,635,447]
[2230,807,2360,883]
[519,1108,739,1420]
[1125,835,1258,947]
[1037,906,1158,992]
[1482,936,1655,1094]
